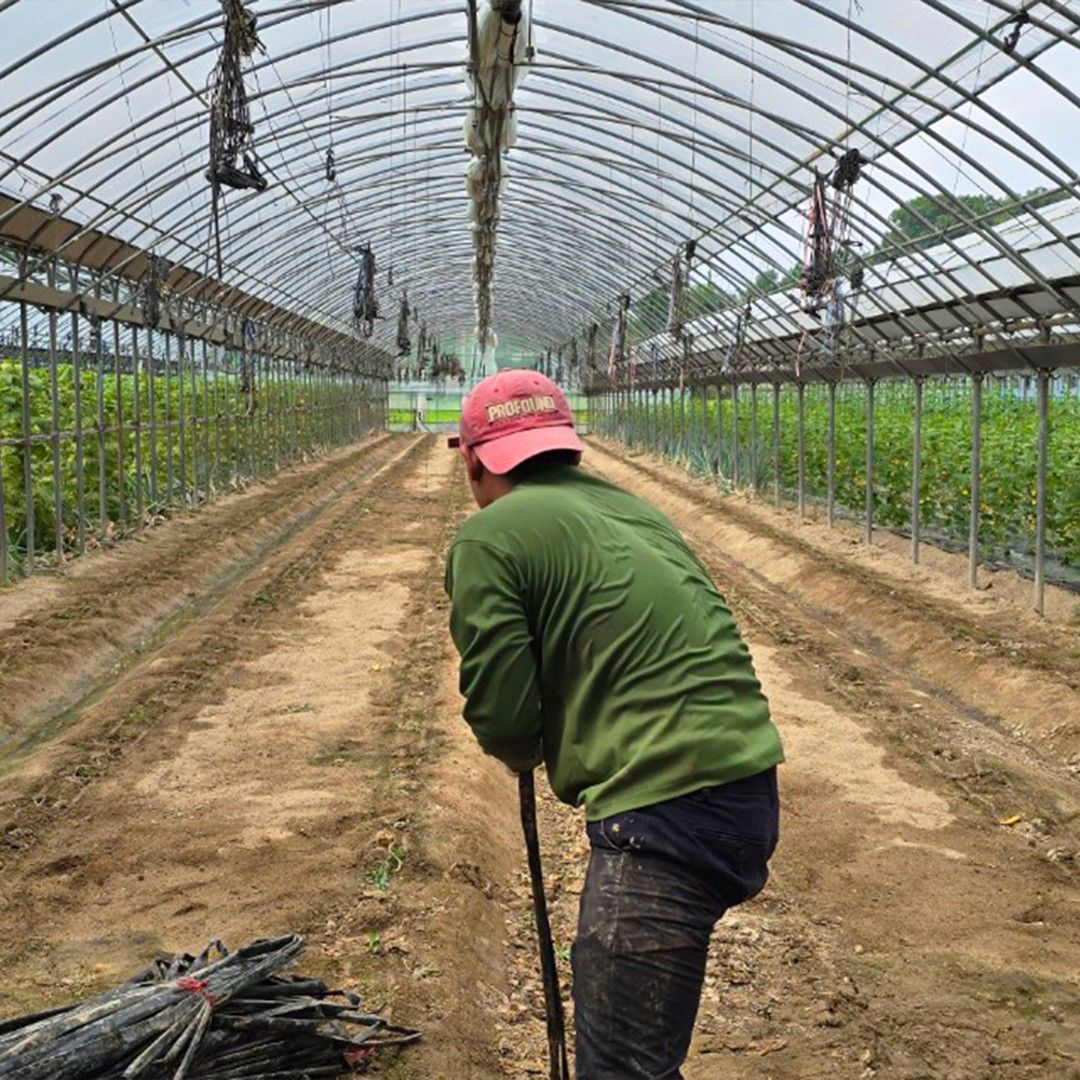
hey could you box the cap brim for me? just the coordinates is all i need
[473,424,585,475]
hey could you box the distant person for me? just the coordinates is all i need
[444,370,783,1079]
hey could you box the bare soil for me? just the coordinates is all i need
[1,434,1076,1080]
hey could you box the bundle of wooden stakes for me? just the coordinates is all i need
[0,935,419,1078]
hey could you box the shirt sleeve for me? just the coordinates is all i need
[445,539,543,772]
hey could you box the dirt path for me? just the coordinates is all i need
[1,434,1077,1079]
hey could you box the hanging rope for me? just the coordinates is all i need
[324,3,335,182]
[353,245,378,338]
[666,239,696,340]
[608,294,630,379]
[140,253,171,330]
[396,290,412,356]
[798,144,865,376]
[206,0,268,278]
[586,322,598,375]
[1002,9,1029,54]
[802,169,832,315]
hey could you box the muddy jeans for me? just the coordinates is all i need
[571,767,779,1080]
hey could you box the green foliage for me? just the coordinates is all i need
[612,377,1080,572]
[686,280,732,317]
[881,187,1069,249]
[629,284,670,344]
[0,357,375,571]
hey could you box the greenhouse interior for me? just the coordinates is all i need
[0,2,1078,1078]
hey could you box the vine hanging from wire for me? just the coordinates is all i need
[353,245,379,338]
[798,147,864,375]
[666,239,696,340]
[608,294,631,379]
[206,0,268,278]
[396,291,412,356]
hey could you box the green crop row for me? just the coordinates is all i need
[604,378,1080,572]
[0,358,381,575]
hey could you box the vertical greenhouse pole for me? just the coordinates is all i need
[968,373,983,588]
[715,382,724,483]
[146,329,159,509]
[190,333,202,494]
[732,382,741,488]
[703,385,712,476]
[275,354,283,469]
[93,311,107,537]
[47,272,63,564]
[68,277,86,555]
[280,354,289,464]
[679,385,688,461]
[177,330,190,499]
[131,327,145,523]
[749,382,759,491]
[0,378,7,580]
[247,348,257,477]
[827,380,837,528]
[1034,369,1050,615]
[269,353,278,462]
[911,376,923,563]
[202,338,212,501]
[113,318,127,527]
[290,354,299,461]
[797,381,806,519]
[164,331,174,503]
[772,382,781,508]
[234,344,244,481]
[864,379,875,544]
[668,386,676,456]
[256,352,265,475]
[19,301,35,569]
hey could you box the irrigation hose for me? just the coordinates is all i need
[518,769,571,1080]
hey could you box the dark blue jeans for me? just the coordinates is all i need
[572,768,779,1079]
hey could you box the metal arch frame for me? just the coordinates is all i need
[22,53,1014,365]
[2,5,1062,324]
[0,0,1075,375]
[563,5,1080,314]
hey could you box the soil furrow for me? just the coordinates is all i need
[1,434,1077,1080]
[0,434,398,747]
[0,435,429,863]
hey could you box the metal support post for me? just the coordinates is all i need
[749,383,759,491]
[772,382,781,508]
[827,381,836,528]
[113,318,127,526]
[732,383,741,489]
[912,376,923,563]
[48,274,63,563]
[969,373,983,588]
[70,277,86,555]
[20,302,35,568]
[132,327,145,523]
[797,381,806,519]
[864,379,876,544]
[1034,369,1050,615]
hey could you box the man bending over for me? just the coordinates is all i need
[445,369,784,1079]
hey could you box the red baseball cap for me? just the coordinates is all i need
[448,369,584,475]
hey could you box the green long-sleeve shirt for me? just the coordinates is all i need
[445,466,783,821]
